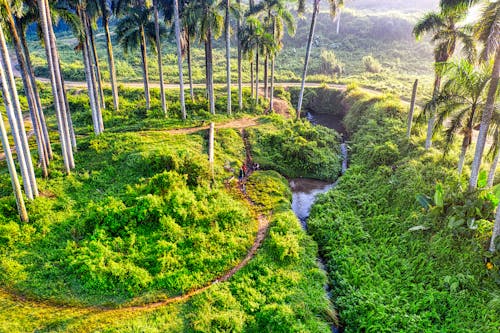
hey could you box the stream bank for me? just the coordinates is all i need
[289,111,348,333]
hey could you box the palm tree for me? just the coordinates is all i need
[469,0,500,190]
[76,3,104,135]
[236,0,243,109]
[2,0,50,177]
[0,21,38,199]
[0,86,28,222]
[153,0,167,115]
[173,0,187,119]
[98,0,120,111]
[250,0,295,111]
[224,0,232,115]
[37,0,75,174]
[296,0,343,119]
[115,2,160,110]
[432,60,490,175]
[191,0,224,115]
[413,5,474,149]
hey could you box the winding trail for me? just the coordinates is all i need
[0,118,271,315]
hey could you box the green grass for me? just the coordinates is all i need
[0,84,340,331]
[307,88,500,332]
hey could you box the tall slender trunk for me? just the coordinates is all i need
[206,28,215,115]
[264,54,268,101]
[103,14,119,111]
[255,48,259,103]
[297,0,320,119]
[187,36,194,102]
[487,139,499,188]
[88,19,106,110]
[0,105,28,222]
[458,109,475,175]
[0,27,37,199]
[154,1,167,116]
[40,0,74,172]
[18,20,53,161]
[425,74,441,150]
[174,0,186,119]
[407,79,418,138]
[490,202,500,252]
[0,53,33,201]
[250,59,254,100]
[225,0,231,115]
[470,49,500,190]
[7,14,48,177]
[59,66,79,145]
[80,9,101,136]
[270,55,275,112]
[336,8,341,34]
[237,0,242,110]
[140,25,151,110]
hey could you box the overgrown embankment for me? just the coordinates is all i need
[307,88,500,332]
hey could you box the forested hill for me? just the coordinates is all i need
[347,0,439,13]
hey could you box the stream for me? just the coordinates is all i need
[290,111,347,333]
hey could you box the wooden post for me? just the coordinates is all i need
[407,79,418,139]
[209,122,215,164]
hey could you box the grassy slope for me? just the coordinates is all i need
[307,88,500,332]
[0,87,338,331]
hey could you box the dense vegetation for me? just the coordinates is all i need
[247,115,342,180]
[308,87,500,332]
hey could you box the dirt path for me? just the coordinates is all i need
[165,117,259,135]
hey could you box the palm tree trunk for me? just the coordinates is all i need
[0,106,28,222]
[81,17,101,134]
[59,66,79,145]
[425,74,441,150]
[336,8,341,34]
[270,55,275,112]
[250,59,254,100]
[18,20,53,161]
[140,25,151,110]
[225,0,231,115]
[255,47,259,103]
[297,0,320,119]
[469,49,500,190]
[264,54,268,101]
[457,136,469,176]
[103,14,119,111]
[187,36,194,102]
[487,143,499,188]
[7,14,48,177]
[88,19,106,110]
[0,55,33,201]
[81,9,103,135]
[207,28,215,115]
[37,0,71,174]
[0,27,37,199]
[174,0,186,119]
[237,0,242,110]
[490,202,500,252]
[407,79,418,138]
[42,0,74,172]
[154,0,167,116]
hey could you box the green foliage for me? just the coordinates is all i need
[247,115,342,180]
[307,88,500,332]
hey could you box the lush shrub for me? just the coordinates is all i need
[362,55,382,73]
[247,115,342,180]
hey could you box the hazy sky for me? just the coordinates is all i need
[347,0,440,13]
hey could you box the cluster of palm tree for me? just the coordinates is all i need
[413,0,499,251]
[0,0,310,221]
